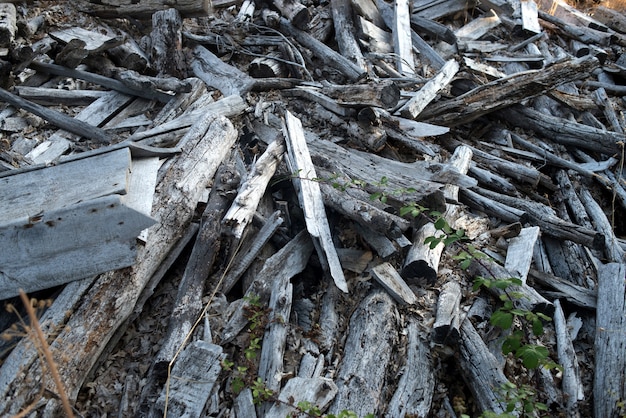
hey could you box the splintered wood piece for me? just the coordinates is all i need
[49,27,124,53]
[387,317,435,416]
[220,231,314,342]
[328,290,398,416]
[0,194,155,299]
[331,0,367,71]
[371,262,417,305]
[284,110,348,293]
[419,55,599,126]
[504,226,540,281]
[191,45,255,96]
[553,299,584,413]
[14,86,109,105]
[223,138,285,238]
[579,187,625,262]
[148,341,224,418]
[150,9,186,78]
[266,377,338,418]
[393,0,415,75]
[0,115,238,416]
[402,145,472,285]
[459,319,510,414]
[399,59,459,119]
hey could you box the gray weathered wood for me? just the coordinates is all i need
[386,317,434,417]
[0,114,239,416]
[399,59,459,119]
[553,299,584,414]
[328,290,398,416]
[331,0,366,71]
[223,138,285,239]
[220,231,314,342]
[149,341,224,418]
[371,262,417,305]
[266,377,338,418]
[432,280,462,344]
[504,226,540,281]
[458,318,510,414]
[72,0,211,18]
[593,262,626,418]
[393,0,415,75]
[284,110,348,293]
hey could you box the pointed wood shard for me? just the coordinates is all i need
[283,110,348,293]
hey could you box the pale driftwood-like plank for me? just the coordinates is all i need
[371,262,417,305]
[520,0,541,33]
[0,115,238,416]
[393,0,415,76]
[0,147,130,222]
[504,226,540,281]
[148,341,224,418]
[328,290,398,416]
[284,110,348,293]
[399,59,459,119]
[14,86,109,105]
[594,262,626,418]
[386,317,434,417]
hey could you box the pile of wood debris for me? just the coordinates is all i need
[0,0,625,416]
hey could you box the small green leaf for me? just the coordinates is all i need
[532,318,544,336]
[370,192,382,201]
[517,345,549,369]
[434,217,447,230]
[491,310,513,329]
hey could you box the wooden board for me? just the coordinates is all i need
[0,147,131,223]
[0,194,155,299]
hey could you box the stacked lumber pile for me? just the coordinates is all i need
[0,0,625,416]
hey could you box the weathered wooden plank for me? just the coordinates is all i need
[331,0,366,71]
[399,59,459,119]
[386,317,434,416]
[419,55,599,126]
[0,147,130,221]
[0,3,16,48]
[328,290,398,416]
[148,341,224,418]
[191,44,255,96]
[371,262,417,305]
[393,0,415,75]
[594,262,626,418]
[432,280,462,344]
[504,226,540,281]
[0,115,238,415]
[554,299,584,414]
[49,27,124,53]
[284,110,348,293]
